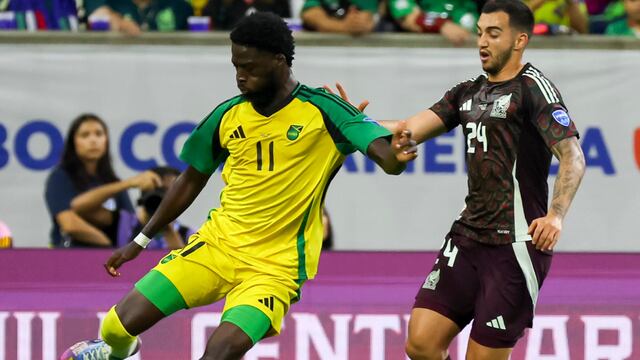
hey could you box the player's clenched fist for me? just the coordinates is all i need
[528,214,562,251]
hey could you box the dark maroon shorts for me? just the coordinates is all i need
[414,232,552,348]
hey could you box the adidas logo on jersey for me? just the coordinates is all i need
[459,99,472,112]
[486,315,506,330]
[229,126,246,139]
[258,296,275,311]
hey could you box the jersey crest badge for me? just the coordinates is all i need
[287,125,304,140]
[490,93,512,119]
[552,109,571,126]
[422,269,440,290]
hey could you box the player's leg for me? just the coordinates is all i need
[406,233,479,360]
[199,307,271,359]
[466,240,552,360]
[465,339,512,360]
[406,308,459,360]
[99,288,166,358]
[61,276,182,360]
[99,237,229,359]
[200,272,298,360]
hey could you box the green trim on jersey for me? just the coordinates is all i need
[180,95,245,174]
[296,86,391,155]
[135,270,187,316]
[296,205,312,281]
[221,305,271,344]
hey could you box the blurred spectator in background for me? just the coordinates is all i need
[0,221,12,248]
[386,0,478,45]
[586,0,625,33]
[605,0,640,36]
[3,0,78,30]
[117,166,194,250]
[44,114,161,248]
[300,0,377,35]
[527,0,589,34]
[84,0,193,35]
[201,0,291,30]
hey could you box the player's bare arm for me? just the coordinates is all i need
[105,166,211,276]
[391,109,449,144]
[528,136,585,251]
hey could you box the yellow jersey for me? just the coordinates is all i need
[180,83,390,281]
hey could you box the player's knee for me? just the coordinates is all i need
[100,306,136,346]
[405,337,446,360]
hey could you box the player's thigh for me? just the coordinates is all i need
[407,308,460,352]
[466,338,512,360]
[135,236,235,316]
[412,233,479,340]
[470,241,552,349]
[114,288,166,335]
[222,272,299,343]
[201,322,253,360]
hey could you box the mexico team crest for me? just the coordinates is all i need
[490,93,512,119]
[286,125,304,140]
[422,269,440,290]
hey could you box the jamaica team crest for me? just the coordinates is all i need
[286,125,304,140]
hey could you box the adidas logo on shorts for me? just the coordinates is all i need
[486,315,506,330]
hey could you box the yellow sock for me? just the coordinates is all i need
[100,306,139,359]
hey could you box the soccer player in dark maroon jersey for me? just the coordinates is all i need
[330,0,585,358]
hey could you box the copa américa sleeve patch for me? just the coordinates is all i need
[552,109,571,127]
[362,116,381,125]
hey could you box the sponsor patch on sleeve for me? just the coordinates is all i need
[363,116,381,126]
[552,109,571,126]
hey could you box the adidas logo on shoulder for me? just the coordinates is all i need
[459,99,472,112]
[486,315,506,330]
[229,125,246,139]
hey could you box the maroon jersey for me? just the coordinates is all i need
[430,63,579,245]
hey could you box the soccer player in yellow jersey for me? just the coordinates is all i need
[61,12,417,360]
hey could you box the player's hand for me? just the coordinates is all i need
[528,214,562,251]
[104,242,144,277]
[323,82,370,112]
[391,120,418,162]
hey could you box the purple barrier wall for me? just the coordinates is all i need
[1,250,640,360]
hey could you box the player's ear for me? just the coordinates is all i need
[275,53,286,66]
[514,32,528,52]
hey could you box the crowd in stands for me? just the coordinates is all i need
[0,0,638,40]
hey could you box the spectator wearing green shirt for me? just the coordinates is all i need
[386,0,478,45]
[605,0,640,36]
[85,0,193,35]
[301,0,378,36]
[526,0,589,33]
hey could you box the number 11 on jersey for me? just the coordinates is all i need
[256,141,275,171]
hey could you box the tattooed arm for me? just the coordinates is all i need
[528,137,585,251]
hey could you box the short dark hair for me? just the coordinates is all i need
[230,12,295,67]
[482,0,534,36]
